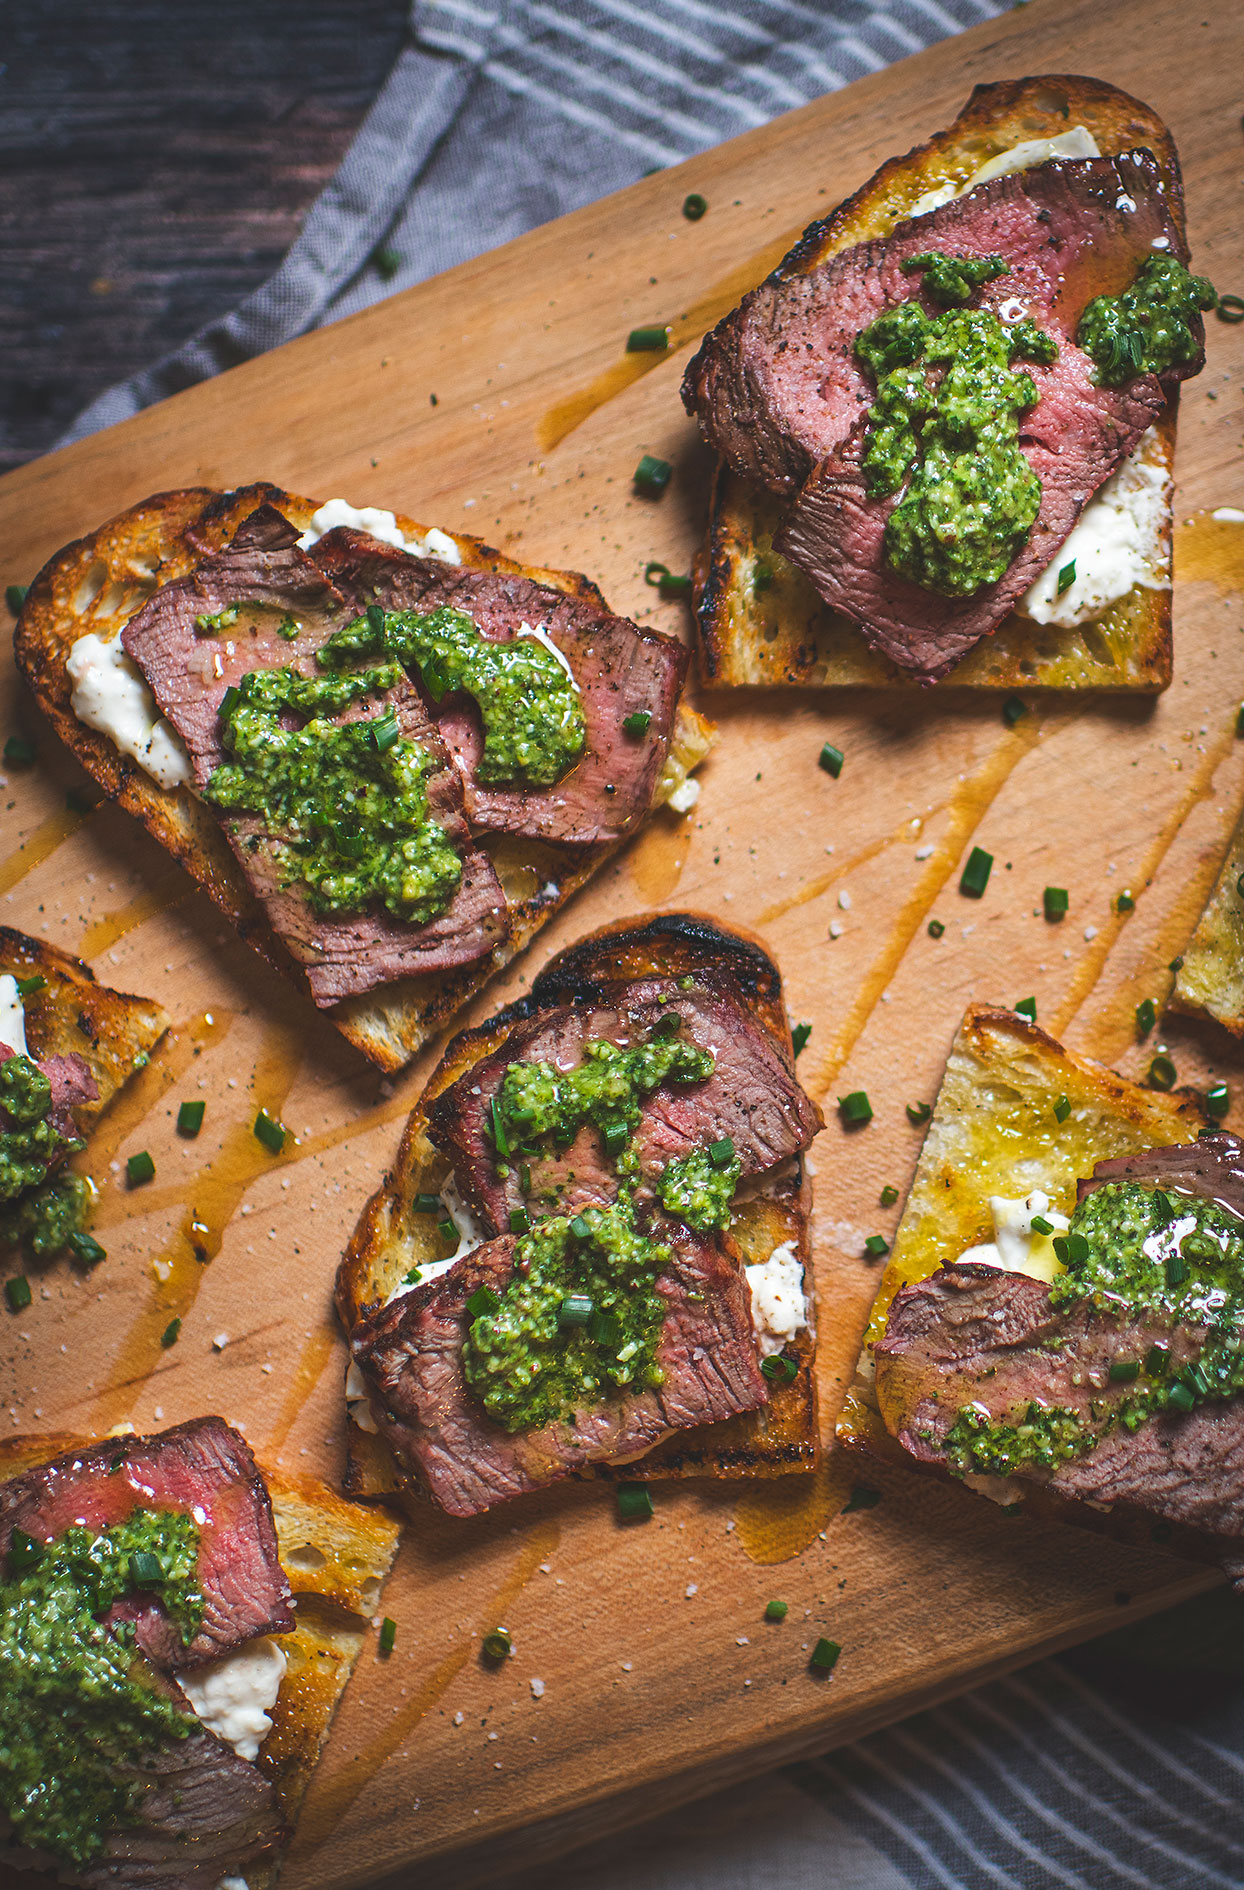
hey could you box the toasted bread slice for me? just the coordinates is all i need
[695,75,1184,690]
[1171,799,1244,1036]
[0,1427,401,1890]
[838,1004,1203,1455]
[337,913,819,1510]
[13,486,713,1072]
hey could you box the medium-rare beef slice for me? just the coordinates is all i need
[1,1042,97,1156]
[1078,1129,1244,1217]
[876,1263,1244,1557]
[122,508,508,1000]
[683,151,1188,496]
[427,975,822,1234]
[0,1416,293,1669]
[310,527,689,846]
[351,1227,768,1517]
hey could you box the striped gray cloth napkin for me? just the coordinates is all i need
[61,7,1244,1889]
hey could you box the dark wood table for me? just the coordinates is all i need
[0,0,409,474]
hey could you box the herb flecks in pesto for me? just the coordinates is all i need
[492,1032,715,1166]
[462,1194,669,1432]
[855,260,1058,598]
[0,1508,203,1865]
[0,1170,91,1259]
[901,251,1009,307]
[320,604,586,789]
[0,1055,81,1205]
[203,664,462,924]
[941,1180,1244,1480]
[1078,254,1216,386]
[656,1144,741,1233]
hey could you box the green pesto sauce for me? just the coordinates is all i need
[203,663,462,924]
[0,1508,203,1865]
[1078,254,1217,386]
[856,261,1058,598]
[0,1171,91,1259]
[901,250,1009,307]
[941,1180,1244,1479]
[0,1055,81,1205]
[655,1143,741,1233]
[492,1031,715,1166]
[319,604,586,789]
[462,1193,669,1431]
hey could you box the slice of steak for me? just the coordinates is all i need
[1078,1130,1244,1218]
[0,1416,293,1669]
[683,151,1189,496]
[876,1263,1244,1554]
[426,975,822,1234]
[351,1226,767,1517]
[122,507,508,1001]
[310,528,689,846]
[0,1043,97,1158]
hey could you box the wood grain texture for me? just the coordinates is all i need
[1,0,1244,1885]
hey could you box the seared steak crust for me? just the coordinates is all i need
[351,1226,768,1517]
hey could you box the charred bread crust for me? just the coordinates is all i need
[13,486,713,1072]
[0,925,168,1133]
[694,74,1183,691]
[1171,798,1244,1037]
[0,1429,402,1890]
[337,914,820,1507]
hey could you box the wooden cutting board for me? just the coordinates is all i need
[2,0,1243,1883]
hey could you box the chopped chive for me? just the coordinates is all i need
[1116,889,1136,913]
[1030,1216,1055,1238]
[217,685,240,724]
[1169,956,1184,973]
[880,1184,899,1207]
[644,561,669,585]
[466,1285,501,1319]
[68,1230,106,1269]
[414,1193,441,1214]
[603,1121,630,1157]
[810,1638,841,1673]
[378,1616,398,1655]
[838,1090,873,1127]
[126,1151,155,1187]
[905,1101,931,1126]
[520,1164,532,1193]
[254,1110,287,1154]
[5,1277,32,1313]
[129,1549,163,1587]
[1135,997,1156,1037]
[764,1599,788,1622]
[509,1207,530,1235]
[1168,1381,1196,1413]
[653,1011,681,1039]
[863,1234,889,1258]
[1145,1343,1170,1377]
[1056,559,1077,596]
[841,1485,881,1514]
[658,571,693,599]
[1108,1358,1140,1384]
[927,919,945,938]
[370,709,400,751]
[437,1218,456,1243]
[708,1136,735,1168]
[402,1266,423,1286]
[682,192,708,220]
[5,584,28,616]
[626,325,670,353]
[1206,1082,1230,1119]
[1014,997,1037,1022]
[366,603,386,634]
[373,244,401,280]
[1152,1188,1174,1223]
[1043,886,1069,922]
[616,1483,653,1521]
[1165,1250,1187,1288]
[818,743,844,778]
[160,1317,181,1348]
[760,1353,798,1384]
[622,710,652,738]
[633,454,673,497]
[1216,294,1244,324]
[1053,1095,1071,1124]
[569,1214,592,1241]
[1148,1055,1177,1092]
[558,1294,594,1328]
[791,1023,812,1057]
[15,975,46,998]
[959,846,993,898]
[1186,1361,1211,1398]
[8,1529,43,1571]
[1002,695,1028,727]
[489,1097,511,1159]
[4,736,36,767]
[589,1307,622,1347]
[482,1627,512,1660]
[1052,1231,1090,1268]
[1238,703,1244,738]
[177,1100,205,1137]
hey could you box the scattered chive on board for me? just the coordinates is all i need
[764,1600,788,1622]
[633,453,672,496]
[818,743,844,778]
[927,919,945,938]
[810,1638,842,1673]
[906,1101,931,1125]
[1043,886,1069,922]
[626,325,670,352]
[5,584,28,615]
[838,1090,872,1126]
[863,1234,889,1258]
[1116,889,1136,913]
[791,1023,812,1057]
[959,847,993,898]
[482,1627,512,1660]
[1135,998,1156,1036]
[253,1110,287,1154]
[1148,1054,1177,1092]
[177,1100,206,1137]
[126,1151,155,1187]
[682,192,708,220]
[160,1318,181,1348]
[5,1277,32,1313]
[880,1185,899,1207]
[841,1486,881,1514]
[68,1231,105,1268]
[616,1483,653,1521]
[1014,997,1037,1022]
[1002,695,1028,727]
[4,736,36,767]
[1207,1082,1230,1119]
[379,1617,398,1656]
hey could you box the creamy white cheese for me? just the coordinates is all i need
[177,1637,286,1763]
[297,499,463,565]
[745,1239,809,1357]
[1021,430,1169,628]
[0,975,28,1057]
[215,1878,250,1890]
[66,632,193,791]
[957,1190,1069,1284]
[345,1356,380,1433]
[909,125,1101,217]
[666,776,700,814]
